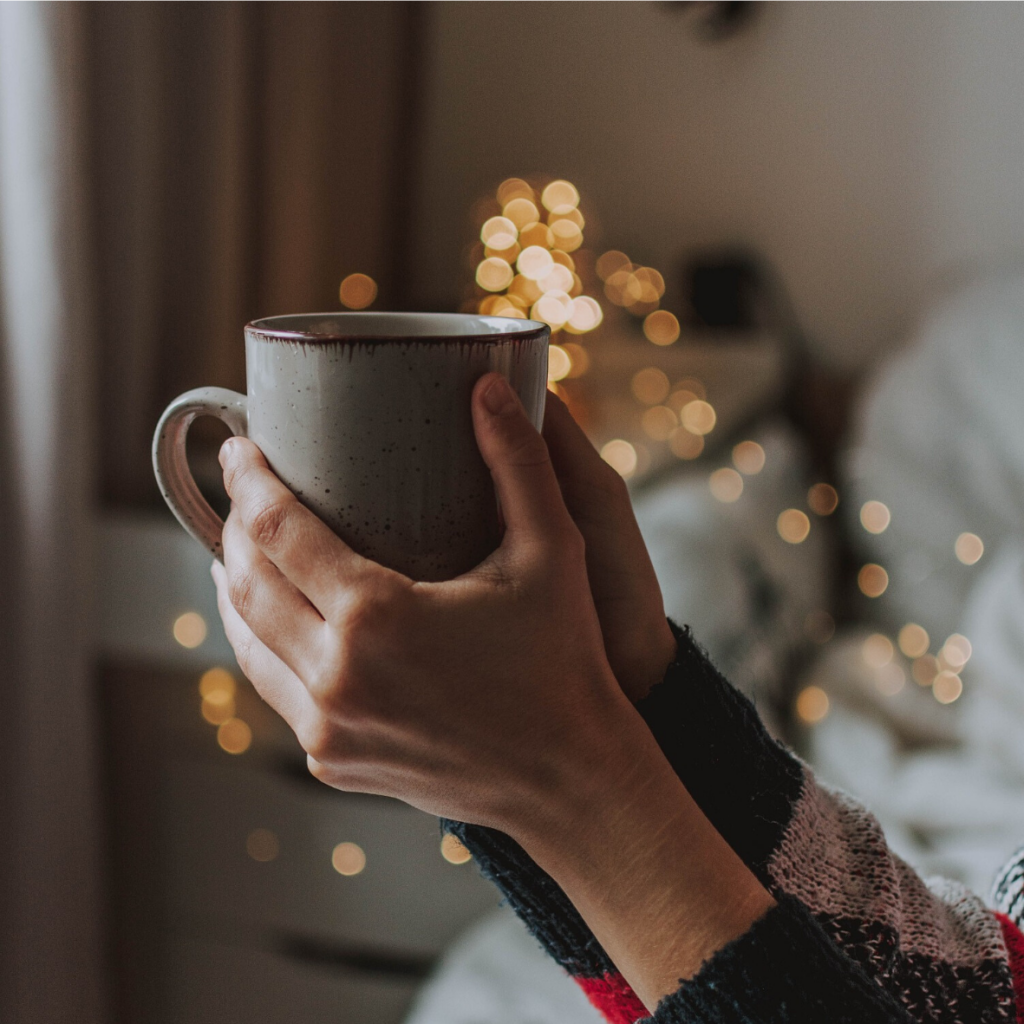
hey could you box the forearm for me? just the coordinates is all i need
[509,704,775,1011]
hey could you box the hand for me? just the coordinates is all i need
[211,372,644,833]
[542,395,676,701]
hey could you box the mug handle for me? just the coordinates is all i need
[152,387,249,560]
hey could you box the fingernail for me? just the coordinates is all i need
[219,437,237,468]
[481,375,517,416]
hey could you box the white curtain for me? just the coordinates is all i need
[0,4,107,1022]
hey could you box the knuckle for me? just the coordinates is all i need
[248,497,291,549]
[503,432,551,470]
[297,716,334,763]
[227,567,259,618]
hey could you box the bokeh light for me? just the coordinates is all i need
[217,718,252,754]
[641,405,678,441]
[860,500,891,534]
[202,697,235,725]
[496,178,533,205]
[862,633,894,668]
[199,667,236,702]
[502,197,539,229]
[596,250,631,280]
[601,439,638,479]
[561,342,590,376]
[547,345,572,382]
[680,400,716,436]
[643,309,680,346]
[332,841,366,876]
[476,257,515,292]
[173,612,207,649]
[876,663,906,696]
[247,828,280,863]
[480,216,518,249]
[631,367,670,405]
[796,685,830,724]
[566,296,603,333]
[732,441,765,475]
[955,532,984,565]
[440,834,473,865]
[338,273,377,310]
[807,483,839,516]
[709,468,743,503]
[898,623,930,659]
[669,427,704,460]
[541,179,580,213]
[912,655,940,686]
[858,563,889,598]
[777,509,811,544]
[517,245,555,281]
[933,671,963,704]
[940,633,972,670]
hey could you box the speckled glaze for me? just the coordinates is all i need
[153,313,549,581]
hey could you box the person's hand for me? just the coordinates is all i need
[542,395,676,701]
[211,372,648,833]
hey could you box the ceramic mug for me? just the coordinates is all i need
[152,312,549,581]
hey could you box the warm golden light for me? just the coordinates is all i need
[565,296,603,333]
[532,290,573,328]
[202,697,235,725]
[332,841,366,876]
[496,177,533,205]
[502,197,540,229]
[709,467,744,503]
[805,609,835,644]
[860,500,891,535]
[440,834,473,865]
[680,400,717,436]
[796,686,830,724]
[173,612,207,649]
[199,667,236,702]
[933,672,963,704]
[631,367,671,405]
[480,216,518,250]
[604,270,643,307]
[732,441,765,475]
[547,345,572,382]
[955,532,984,565]
[862,633,894,668]
[876,663,906,696]
[509,274,543,304]
[561,342,590,376]
[217,718,252,755]
[596,250,631,281]
[550,206,585,230]
[634,266,666,299]
[641,405,678,441]
[858,563,889,598]
[541,179,580,213]
[940,633,972,670]
[518,222,554,249]
[643,310,680,346]
[776,509,811,544]
[549,219,583,252]
[338,273,377,310]
[807,483,839,516]
[247,828,280,863]
[898,623,930,659]
[476,257,514,292]
[484,241,520,264]
[601,439,638,479]
[912,655,940,687]
[669,427,704,460]
[517,245,555,281]
[538,264,575,294]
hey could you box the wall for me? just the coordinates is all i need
[411,2,1024,370]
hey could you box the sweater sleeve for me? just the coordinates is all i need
[443,621,1023,1024]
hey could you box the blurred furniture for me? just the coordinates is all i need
[99,517,499,1024]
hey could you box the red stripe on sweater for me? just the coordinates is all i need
[997,913,1024,1024]
[575,972,649,1023]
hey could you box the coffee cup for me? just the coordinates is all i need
[152,312,549,581]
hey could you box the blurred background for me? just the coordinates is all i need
[4,2,1024,1022]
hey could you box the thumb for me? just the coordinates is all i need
[471,372,573,545]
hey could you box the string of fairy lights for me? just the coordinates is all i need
[336,177,990,752]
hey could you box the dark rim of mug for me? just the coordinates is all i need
[245,312,550,344]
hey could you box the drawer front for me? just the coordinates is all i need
[164,938,419,1024]
[163,758,500,956]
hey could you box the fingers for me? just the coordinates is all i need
[212,559,318,734]
[219,437,379,617]
[471,373,576,550]
[543,392,631,528]
[220,506,327,679]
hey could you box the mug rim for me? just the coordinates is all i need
[245,312,549,344]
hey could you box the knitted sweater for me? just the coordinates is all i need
[444,622,1024,1023]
